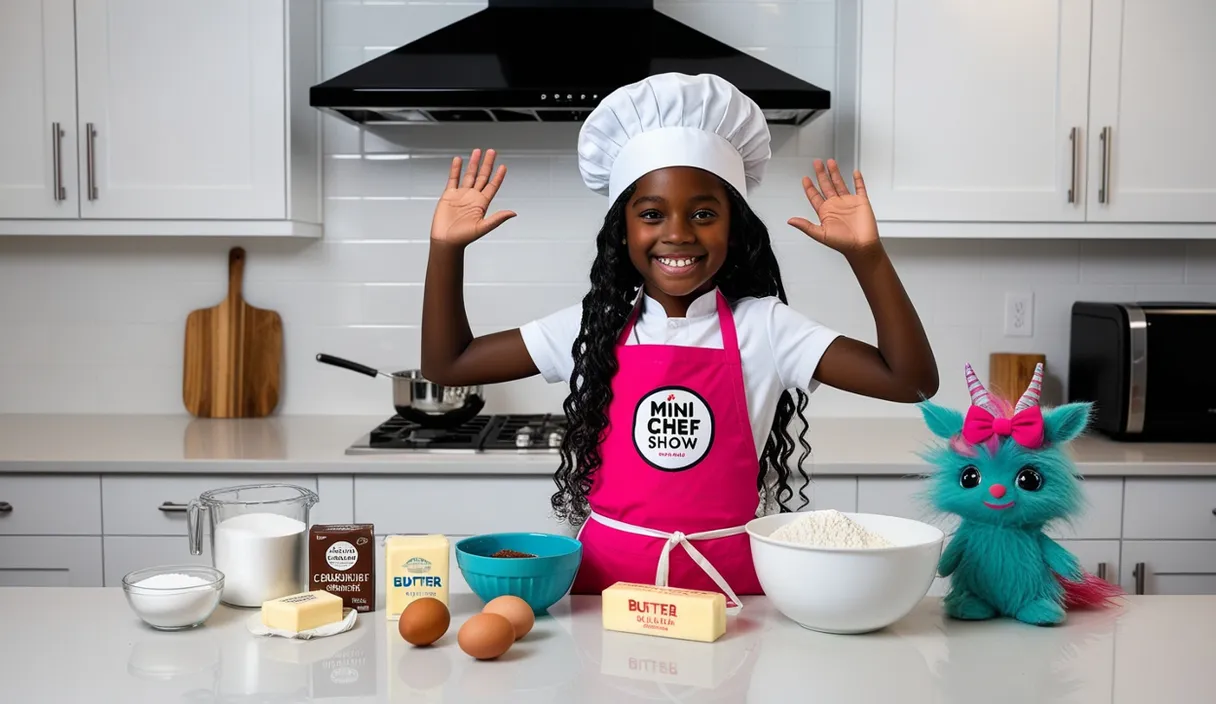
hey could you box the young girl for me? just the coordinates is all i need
[421,73,937,610]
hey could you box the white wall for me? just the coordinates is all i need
[0,0,1213,417]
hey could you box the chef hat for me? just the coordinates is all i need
[577,73,771,205]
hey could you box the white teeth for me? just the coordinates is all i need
[657,257,697,268]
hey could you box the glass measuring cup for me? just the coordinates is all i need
[187,483,319,607]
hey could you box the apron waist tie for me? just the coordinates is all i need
[588,511,746,615]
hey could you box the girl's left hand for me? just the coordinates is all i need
[788,159,879,256]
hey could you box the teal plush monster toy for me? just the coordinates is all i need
[918,363,1122,626]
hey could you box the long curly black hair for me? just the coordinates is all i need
[551,180,814,526]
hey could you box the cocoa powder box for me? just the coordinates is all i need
[309,524,375,613]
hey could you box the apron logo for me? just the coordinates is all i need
[632,386,715,472]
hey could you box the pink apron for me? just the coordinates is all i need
[572,289,763,613]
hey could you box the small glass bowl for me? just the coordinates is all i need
[122,565,225,630]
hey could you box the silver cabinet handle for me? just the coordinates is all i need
[1133,562,1146,595]
[1096,562,1108,581]
[1068,127,1079,204]
[158,501,189,513]
[51,122,66,201]
[0,501,12,514]
[85,123,98,200]
[1098,126,1112,204]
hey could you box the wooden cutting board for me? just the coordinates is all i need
[183,247,283,418]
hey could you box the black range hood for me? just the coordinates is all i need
[310,0,830,127]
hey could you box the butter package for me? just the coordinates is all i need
[602,582,726,643]
[261,589,345,632]
[385,534,450,620]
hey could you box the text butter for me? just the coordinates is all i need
[261,590,344,632]
[602,582,726,643]
[385,534,450,620]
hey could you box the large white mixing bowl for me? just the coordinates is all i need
[746,511,944,634]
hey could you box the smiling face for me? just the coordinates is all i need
[927,438,1082,528]
[624,166,731,314]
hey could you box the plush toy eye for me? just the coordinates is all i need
[959,466,981,489]
[1016,466,1044,492]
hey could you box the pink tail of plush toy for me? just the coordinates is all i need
[1056,572,1124,610]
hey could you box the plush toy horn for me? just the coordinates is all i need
[1014,362,1045,414]
[964,363,994,411]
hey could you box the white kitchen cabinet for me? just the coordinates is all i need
[1086,0,1216,222]
[0,536,103,586]
[354,476,574,537]
[0,475,102,535]
[842,0,1216,232]
[0,0,79,219]
[1122,478,1216,541]
[1121,541,1216,596]
[0,0,321,237]
[854,0,1093,223]
[101,474,319,536]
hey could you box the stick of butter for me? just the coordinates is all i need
[602,582,726,643]
[261,590,344,632]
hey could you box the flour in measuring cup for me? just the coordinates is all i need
[214,512,306,606]
[770,509,894,549]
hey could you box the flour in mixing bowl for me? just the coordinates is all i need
[769,510,894,549]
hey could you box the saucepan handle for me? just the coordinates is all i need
[315,353,385,379]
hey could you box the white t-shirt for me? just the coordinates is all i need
[519,288,842,502]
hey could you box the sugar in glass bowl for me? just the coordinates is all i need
[122,565,225,630]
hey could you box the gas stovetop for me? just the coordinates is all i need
[345,414,567,455]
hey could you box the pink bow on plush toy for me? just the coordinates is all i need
[961,363,1046,449]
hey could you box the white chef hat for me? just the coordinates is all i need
[577,73,771,205]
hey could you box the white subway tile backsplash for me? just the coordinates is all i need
[1079,240,1188,284]
[2,0,1214,417]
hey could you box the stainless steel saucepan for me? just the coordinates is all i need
[315,353,485,427]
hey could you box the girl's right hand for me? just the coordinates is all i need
[429,148,517,246]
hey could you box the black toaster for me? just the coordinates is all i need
[1068,301,1216,442]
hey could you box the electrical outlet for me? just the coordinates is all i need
[1004,292,1034,337]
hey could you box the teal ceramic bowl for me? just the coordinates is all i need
[455,533,582,614]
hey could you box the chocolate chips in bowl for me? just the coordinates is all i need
[491,549,536,559]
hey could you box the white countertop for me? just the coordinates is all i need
[0,413,1213,476]
[0,588,1209,702]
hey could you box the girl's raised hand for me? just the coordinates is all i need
[788,159,879,255]
[430,148,517,246]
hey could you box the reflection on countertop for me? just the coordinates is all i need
[0,587,1211,702]
[1,413,1214,475]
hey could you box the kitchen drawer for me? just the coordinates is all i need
[355,476,571,536]
[0,536,102,586]
[101,475,318,536]
[0,475,102,535]
[856,477,1123,539]
[374,534,472,599]
[1120,540,1216,595]
[1123,479,1216,540]
[102,536,212,587]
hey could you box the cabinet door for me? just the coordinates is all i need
[1087,0,1216,222]
[857,0,1092,222]
[0,536,103,587]
[0,0,79,218]
[74,0,286,220]
[1121,541,1216,595]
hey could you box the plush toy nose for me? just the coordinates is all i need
[989,484,1007,499]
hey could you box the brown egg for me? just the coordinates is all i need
[398,597,450,647]
[482,595,535,640]
[457,612,515,660]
